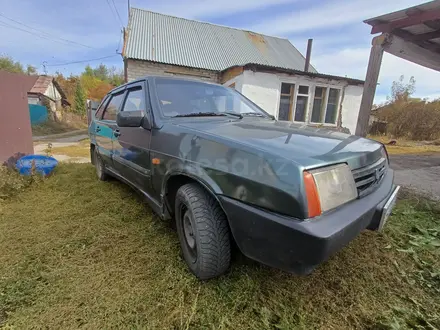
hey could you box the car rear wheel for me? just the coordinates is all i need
[175,183,231,280]
[94,149,108,181]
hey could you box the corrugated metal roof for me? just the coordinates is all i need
[125,8,317,73]
[30,76,52,94]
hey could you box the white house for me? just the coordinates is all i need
[123,8,364,134]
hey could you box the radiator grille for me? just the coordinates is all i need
[352,158,387,197]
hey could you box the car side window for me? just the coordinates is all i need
[121,87,145,112]
[102,92,125,121]
[95,95,110,119]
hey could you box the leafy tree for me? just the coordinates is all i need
[93,64,109,81]
[88,82,114,101]
[0,55,24,73]
[84,65,94,76]
[55,73,78,107]
[107,66,124,86]
[73,81,87,116]
[391,75,416,102]
[26,64,37,75]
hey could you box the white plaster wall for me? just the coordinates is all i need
[241,71,280,115]
[240,70,363,134]
[44,82,62,100]
[340,85,363,134]
[222,74,244,93]
[27,96,39,105]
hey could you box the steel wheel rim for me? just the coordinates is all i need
[182,208,197,262]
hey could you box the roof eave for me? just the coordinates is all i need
[236,63,364,85]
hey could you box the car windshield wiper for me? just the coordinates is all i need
[173,112,243,119]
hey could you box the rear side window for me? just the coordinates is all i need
[102,92,125,121]
[121,88,145,112]
[95,95,110,119]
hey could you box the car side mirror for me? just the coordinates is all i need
[116,111,145,127]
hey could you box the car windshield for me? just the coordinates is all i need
[155,78,269,118]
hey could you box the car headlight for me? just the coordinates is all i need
[381,146,389,164]
[303,164,358,218]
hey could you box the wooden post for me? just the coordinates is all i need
[355,35,387,136]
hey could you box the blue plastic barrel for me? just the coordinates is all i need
[16,155,58,176]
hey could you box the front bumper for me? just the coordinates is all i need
[219,169,397,274]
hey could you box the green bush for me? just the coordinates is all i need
[0,166,39,201]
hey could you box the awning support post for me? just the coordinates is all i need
[355,34,387,136]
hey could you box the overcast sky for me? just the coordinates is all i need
[1,0,439,104]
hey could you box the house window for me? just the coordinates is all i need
[311,87,326,123]
[278,83,294,121]
[311,87,340,125]
[325,88,340,124]
[294,85,309,122]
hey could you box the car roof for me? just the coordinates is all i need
[109,75,221,94]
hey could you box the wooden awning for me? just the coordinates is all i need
[364,0,440,71]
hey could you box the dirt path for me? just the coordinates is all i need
[390,153,440,200]
[34,133,90,163]
[32,129,87,141]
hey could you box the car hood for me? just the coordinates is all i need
[176,119,383,170]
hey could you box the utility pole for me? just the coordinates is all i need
[42,61,48,75]
[128,0,130,21]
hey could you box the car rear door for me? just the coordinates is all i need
[94,90,126,167]
[112,81,153,193]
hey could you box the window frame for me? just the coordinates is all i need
[310,86,328,124]
[120,82,147,113]
[324,88,341,125]
[100,90,127,122]
[278,82,295,121]
[310,86,342,126]
[95,94,111,119]
[292,84,310,123]
[276,80,342,127]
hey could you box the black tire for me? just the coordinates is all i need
[94,149,108,181]
[175,183,231,280]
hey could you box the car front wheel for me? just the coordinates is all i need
[175,183,231,280]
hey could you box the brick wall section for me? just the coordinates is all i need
[126,59,219,82]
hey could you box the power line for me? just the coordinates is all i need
[45,55,119,67]
[116,30,122,53]
[105,0,123,28]
[111,0,124,27]
[0,13,95,49]
[0,20,73,47]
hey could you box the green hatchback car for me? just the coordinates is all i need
[89,76,400,280]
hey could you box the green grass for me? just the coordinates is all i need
[49,139,91,158]
[0,164,439,329]
[368,135,440,155]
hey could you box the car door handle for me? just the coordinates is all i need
[96,126,101,132]
[114,129,121,137]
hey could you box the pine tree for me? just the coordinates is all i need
[73,81,86,115]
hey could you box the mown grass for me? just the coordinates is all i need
[368,135,440,155]
[0,164,439,329]
[49,139,90,158]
